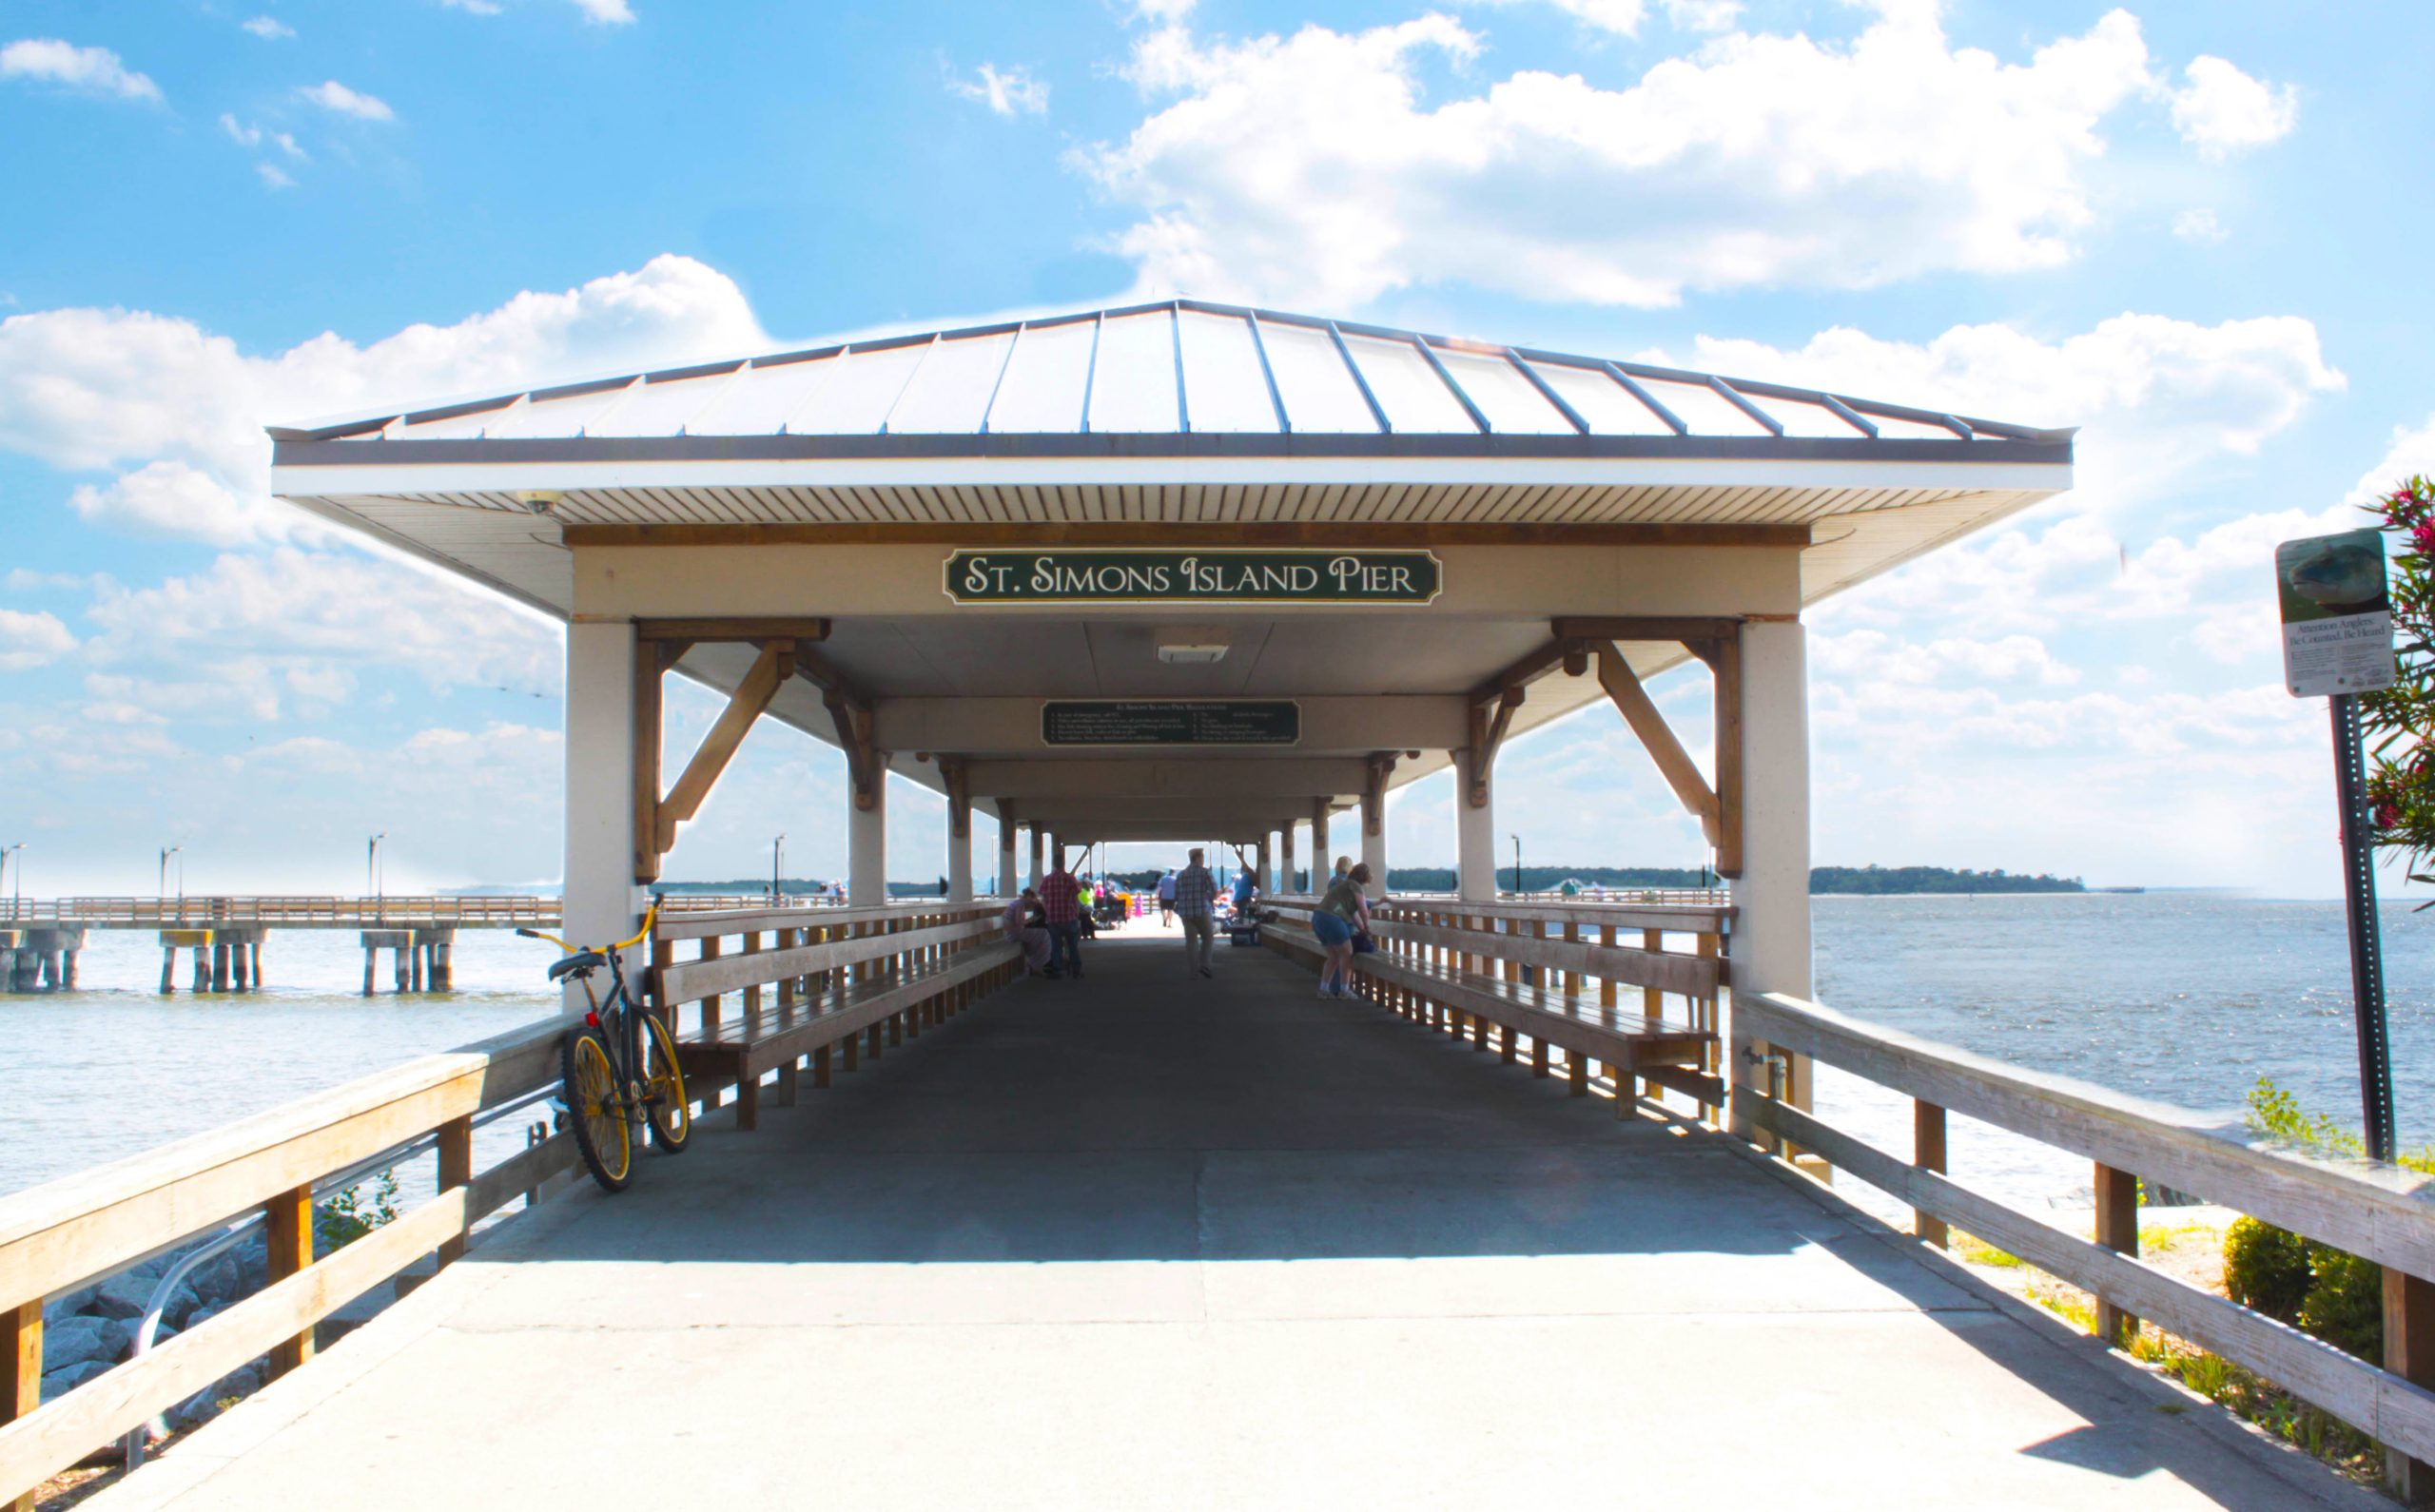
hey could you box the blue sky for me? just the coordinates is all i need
[1,0,2426,896]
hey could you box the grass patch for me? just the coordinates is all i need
[1940,1233,2385,1489]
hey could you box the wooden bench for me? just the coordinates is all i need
[652,910,1019,1131]
[1266,903,1724,1114]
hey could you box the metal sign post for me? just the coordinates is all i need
[2277,528,2401,1160]
[2330,692,2397,1161]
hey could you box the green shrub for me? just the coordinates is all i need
[2299,1248,2385,1360]
[2223,1216,2312,1321]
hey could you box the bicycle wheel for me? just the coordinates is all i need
[561,1028,633,1192]
[638,1011,692,1153]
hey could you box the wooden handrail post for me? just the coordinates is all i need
[2387,1270,2435,1502]
[6,1297,37,1512]
[1913,1100,1948,1249]
[2094,1163,2139,1347]
[264,1182,317,1378]
[437,1114,474,1269]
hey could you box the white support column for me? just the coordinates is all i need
[1256,837,1271,893]
[1732,619,1814,1120]
[1455,748,1496,901]
[996,804,1018,898]
[849,772,888,908]
[946,804,972,903]
[1027,825,1043,888]
[1279,821,1297,895]
[564,621,640,998]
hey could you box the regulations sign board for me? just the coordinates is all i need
[1042,700,1301,746]
[945,549,1441,606]
[2275,529,2396,697]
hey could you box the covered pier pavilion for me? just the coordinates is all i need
[16,301,2427,1510]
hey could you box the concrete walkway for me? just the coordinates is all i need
[98,929,2378,1510]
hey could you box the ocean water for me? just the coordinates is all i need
[5,895,2429,1214]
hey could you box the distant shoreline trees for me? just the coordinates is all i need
[627,863,2091,898]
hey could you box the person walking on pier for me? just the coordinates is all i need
[1038,860,1084,979]
[1157,868,1178,925]
[1314,861,1371,998]
[1174,849,1217,979]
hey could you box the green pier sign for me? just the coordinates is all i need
[945,548,1441,606]
[1042,701,1301,747]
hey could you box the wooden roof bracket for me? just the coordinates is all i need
[652,637,795,859]
[1361,751,1401,837]
[1592,641,1720,850]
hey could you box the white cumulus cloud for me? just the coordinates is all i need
[1682,311,2344,517]
[0,39,161,102]
[1081,2,2188,308]
[569,0,635,24]
[241,16,295,39]
[0,610,77,670]
[949,62,1050,117]
[2169,55,2297,160]
[0,254,767,544]
[298,79,394,121]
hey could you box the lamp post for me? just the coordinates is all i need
[1510,834,1522,898]
[160,844,182,901]
[368,832,387,917]
[771,833,786,903]
[5,843,23,920]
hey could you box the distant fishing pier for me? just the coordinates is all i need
[0,896,796,997]
[10,301,2435,1509]
[0,897,567,996]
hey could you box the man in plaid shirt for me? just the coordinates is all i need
[1037,858,1084,979]
[1172,848,1218,979]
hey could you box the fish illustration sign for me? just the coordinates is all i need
[2275,529,2396,697]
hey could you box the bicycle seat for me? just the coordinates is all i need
[548,949,608,981]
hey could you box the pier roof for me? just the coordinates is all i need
[268,298,2072,619]
[266,299,2074,817]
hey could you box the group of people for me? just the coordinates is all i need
[999,863,1135,979]
[1004,849,1377,993]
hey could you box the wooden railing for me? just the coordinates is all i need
[1264,895,1731,1111]
[0,1012,583,1505]
[0,894,931,931]
[1732,991,2435,1485]
[646,901,1021,1131]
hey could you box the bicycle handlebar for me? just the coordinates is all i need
[517,897,660,959]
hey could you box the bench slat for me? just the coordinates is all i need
[657,916,1002,1003]
[676,943,1016,1081]
[1269,924,1711,1068]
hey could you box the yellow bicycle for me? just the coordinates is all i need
[519,900,690,1192]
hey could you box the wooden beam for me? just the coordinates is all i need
[1553,616,1743,644]
[656,640,792,854]
[635,617,830,643]
[828,695,883,812]
[1466,638,1582,708]
[1710,630,1743,880]
[1466,688,1523,808]
[938,756,971,840]
[792,646,867,709]
[1594,644,1720,845]
[4,1298,35,1512]
[566,522,1813,550]
[1362,753,1398,838]
[632,640,671,883]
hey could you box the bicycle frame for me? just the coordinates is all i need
[522,903,662,1125]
